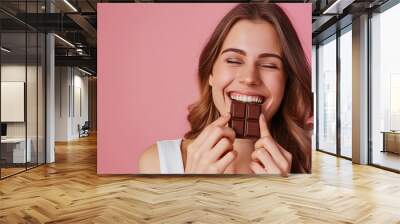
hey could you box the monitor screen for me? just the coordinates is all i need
[1,123,7,137]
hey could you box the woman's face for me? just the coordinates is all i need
[209,19,286,123]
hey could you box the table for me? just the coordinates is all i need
[381,131,400,154]
[1,138,32,164]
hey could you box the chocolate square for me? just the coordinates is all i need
[247,104,261,120]
[231,119,245,137]
[231,101,246,118]
[245,120,260,138]
[229,99,261,139]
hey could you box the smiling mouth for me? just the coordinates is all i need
[228,92,265,104]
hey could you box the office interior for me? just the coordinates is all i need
[0,0,97,179]
[0,0,398,178]
[312,0,400,172]
[0,0,399,222]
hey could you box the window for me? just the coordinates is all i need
[317,35,337,154]
[339,27,352,158]
[370,2,400,171]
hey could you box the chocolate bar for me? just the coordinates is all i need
[229,99,261,139]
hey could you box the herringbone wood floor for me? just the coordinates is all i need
[1,134,400,224]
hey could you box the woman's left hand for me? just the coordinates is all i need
[249,114,292,176]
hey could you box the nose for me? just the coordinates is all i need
[237,63,262,86]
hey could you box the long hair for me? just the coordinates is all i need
[184,3,313,173]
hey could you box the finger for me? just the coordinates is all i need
[209,113,231,128]
[195,114,231,147]
[192,127,235,170]
[259,113,271,138]
[194,114,231,146]
[208,137,233,162]
[201,126,236,150]
[249,161,267,174]
[252,148,281,174]
[255,137,290,173]
[215,150,237,173]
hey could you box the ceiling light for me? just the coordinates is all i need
[63,0,78,12]
[1,47,11,53]
[54,34,75,48]
[78,67,93,76]
[323,0,355,15]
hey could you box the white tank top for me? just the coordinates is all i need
[156,139,185,174]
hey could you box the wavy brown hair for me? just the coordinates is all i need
[184,3,313,173]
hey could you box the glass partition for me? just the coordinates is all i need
[312,45,317,151]
[38,32,45,165]
[339,27,352,158]
[317,35,337,154]
[371,3,400,171]
[0,1,46,179]
[27,30,38,169]
[1,30,28,177]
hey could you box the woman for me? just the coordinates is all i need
[139,3,312,175]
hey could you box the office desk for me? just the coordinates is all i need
[381,131,400,154]
[1,138,32,164]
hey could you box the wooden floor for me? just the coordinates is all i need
[1,167,26,178]
[372,150,400,171]
[1,134,400,223]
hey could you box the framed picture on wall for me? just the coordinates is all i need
[1,81,25,122]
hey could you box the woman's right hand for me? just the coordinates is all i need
[185,113,237,174]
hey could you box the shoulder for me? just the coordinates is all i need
[138,143,160,174]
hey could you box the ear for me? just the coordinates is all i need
[208,74,214,87]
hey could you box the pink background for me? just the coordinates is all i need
[97,3,311,174]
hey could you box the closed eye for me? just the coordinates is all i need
[226,59,242,65]
[258,63,278,69]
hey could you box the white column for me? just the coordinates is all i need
[312,45,317,151]
[352,14,369,164]
[46,33,55,163]
[46,0,55,163]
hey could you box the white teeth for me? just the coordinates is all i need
[230,94,263,103]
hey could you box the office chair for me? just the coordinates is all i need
[79,121,90,138]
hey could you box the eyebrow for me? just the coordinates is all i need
[220,48,283,61]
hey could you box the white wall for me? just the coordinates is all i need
[1,65,26,129]
[55,66,69,141]
[72,73,89,138]
[55,67,89,141]
[1,65,41,137]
